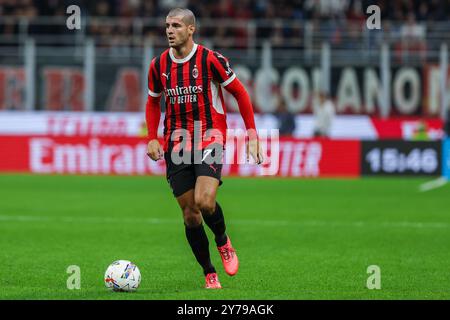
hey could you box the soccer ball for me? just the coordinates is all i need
[104,260,141,292]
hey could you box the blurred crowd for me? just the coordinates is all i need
[1,0,448,21]
[0,0,449,50]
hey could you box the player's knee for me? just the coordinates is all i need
[195,194,216,215]
[182,206,202,227]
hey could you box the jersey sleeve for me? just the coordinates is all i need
[209,51,236,87]
[148,57,162,97]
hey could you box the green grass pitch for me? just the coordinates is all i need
[0,173,449,299]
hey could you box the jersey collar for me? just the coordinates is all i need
[169,43,198,64]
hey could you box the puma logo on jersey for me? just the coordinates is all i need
[162,72,170,80]
[202,149,213,162]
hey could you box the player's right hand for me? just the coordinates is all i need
[147,139,163,161]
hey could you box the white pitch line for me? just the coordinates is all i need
[0,215,449,229]
[0,215,178,225]
[419,177,448,192]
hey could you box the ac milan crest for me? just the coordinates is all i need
[192,65,199,79]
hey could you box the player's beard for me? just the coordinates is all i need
[168,33,189,49]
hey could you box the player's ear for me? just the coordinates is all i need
[188,25,195,36]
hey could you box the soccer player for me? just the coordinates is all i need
[145,8,263,289]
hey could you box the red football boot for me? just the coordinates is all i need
[205,273,222,289]
[217,237,239,276]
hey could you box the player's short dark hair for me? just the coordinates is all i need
[167,8,196,27]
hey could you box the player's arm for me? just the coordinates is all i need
[146,58,164,161]
[209,51,263,164]
[224,78,263,164]
[145,95,163,161]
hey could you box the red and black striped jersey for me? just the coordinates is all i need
[147,43,236,152]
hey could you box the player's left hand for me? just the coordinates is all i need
[247,138,264,165]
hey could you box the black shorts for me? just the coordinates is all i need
[164,146,223,198]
